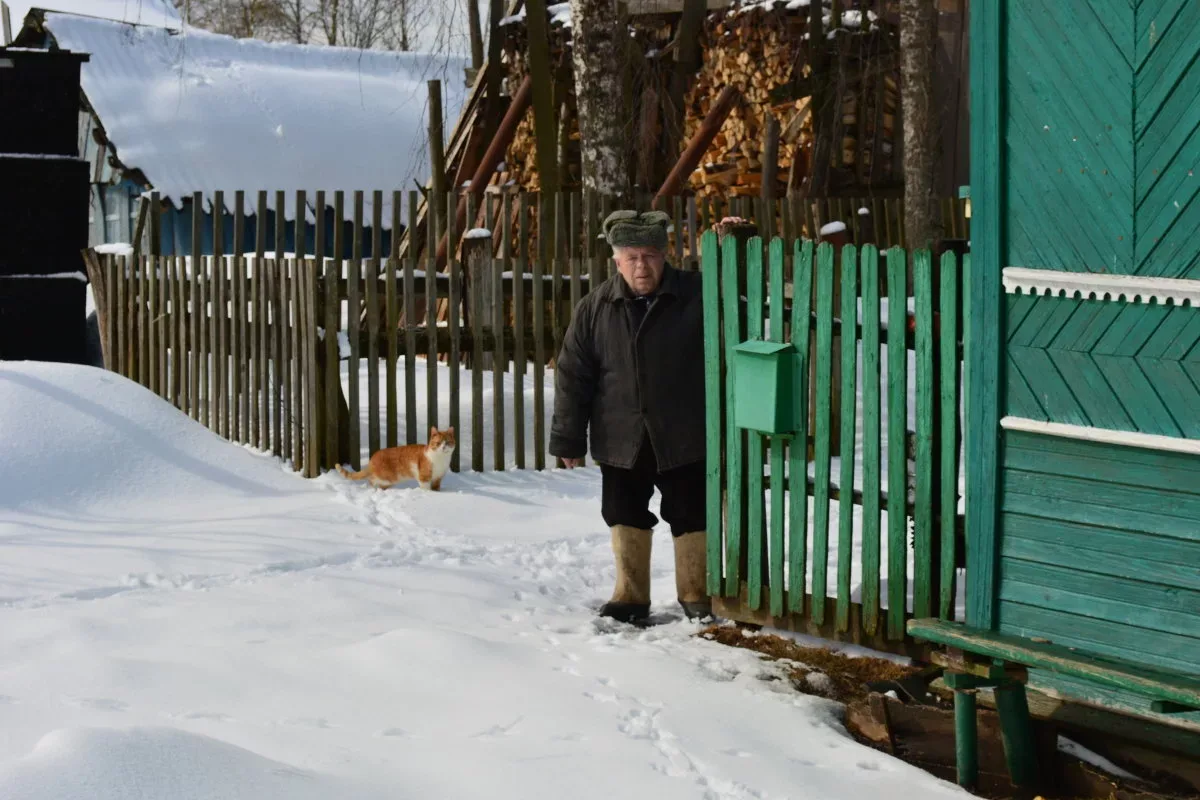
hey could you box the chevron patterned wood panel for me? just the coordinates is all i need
[1004,0,1200,279]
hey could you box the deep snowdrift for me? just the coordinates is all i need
[0,362,967,799]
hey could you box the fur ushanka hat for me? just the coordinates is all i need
[602,210,670,251]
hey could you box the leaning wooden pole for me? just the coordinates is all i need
[653,85,741,209]
[434,74,534,269]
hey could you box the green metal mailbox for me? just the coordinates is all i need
[731,340,797,434]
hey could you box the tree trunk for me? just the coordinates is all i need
[900,0,940,250]
[570,0,630,199]
[467,0,484,70]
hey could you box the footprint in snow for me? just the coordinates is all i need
[471,716,523,738]
[179,711,233,722]
[65,697,128,712]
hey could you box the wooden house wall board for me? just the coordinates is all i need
[1002,0,1200,280]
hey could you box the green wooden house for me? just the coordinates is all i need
[960,0,1200,733]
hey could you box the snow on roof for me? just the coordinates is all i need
[41,12,469,226]
[8,0,181,29]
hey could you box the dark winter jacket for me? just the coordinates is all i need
[549,265,705,471]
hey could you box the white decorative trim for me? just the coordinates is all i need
[1001,417,1200,456]
[1002,267,1200,307]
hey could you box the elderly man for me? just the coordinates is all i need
[550,210,710,624]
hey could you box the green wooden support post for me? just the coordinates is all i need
[788,240,814,615]
[885,247,908,639]
[913,248,934,618]
[746,237,765,610]
[836,244,859,632]
[768,238,786,617]
[721,236,744,596]
[996,683,1039,796]
[811,242,834,625]
[860,245,882,634]
[702,231,723,596]
[954,688,979,791]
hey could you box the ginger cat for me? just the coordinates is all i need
[338,427,456,491]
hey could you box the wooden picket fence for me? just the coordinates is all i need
[701,231,966,653]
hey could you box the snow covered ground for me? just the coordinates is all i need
[0,361,969,799]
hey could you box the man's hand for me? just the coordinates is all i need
[562,458,584,469]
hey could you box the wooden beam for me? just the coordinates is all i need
[467,0,485,70]
[434,75,534,269]
[653,85,740,207]
[761,115,780,204]
[1,1,12,45]
[524,0,560,204]
[428,80,448,230]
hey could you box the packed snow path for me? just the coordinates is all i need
[0,363,965,799]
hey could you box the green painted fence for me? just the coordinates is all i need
[702,230,968,652]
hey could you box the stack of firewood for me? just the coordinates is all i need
[682,9,806,196]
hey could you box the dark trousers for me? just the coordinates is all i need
[600,435,705,537]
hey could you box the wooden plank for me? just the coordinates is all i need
[386,192,401,449]
[170,255,182,407]
[274,190,287,458]
[254,191,267,450]
[836,244,859,633]
[325,191,341,469]
[492,193,506,472]
[214,248,229,439]
[116,255,129,378]
[745,237,765,610]
[138,254,148,388]
[532,194,547,470]
[426,191,440,437]
[789,240,814,615]
[513,193,528,469]
[233,190,245,443]
[468,208,486,473]
[966,0,1002,630]
[449,191,464,472]
[551,192,566,364]
[190,200,203,422]
[913,249,934,619]
[999,559,1200,642]
[886,247,909,639]
[368,190,383,457]
[231,251,243,442]
[721,235,744,596]
[292,187,307,466]
[1003,430,1200,489]
[1000,516,1200,592]
[907,618,1200,708]
[213,191,226,437]
[811,242,835,625]
[405,192,419,445]
[149,253,160,396]
[861,245,882,635]
[305,253,322,477]
[158,254,168,398]
[103,256,117,373]
[348,191,363,468]
[673,195,686,268]
[702,230,723,596]
[768,238,787,617]
[939,251,960,619]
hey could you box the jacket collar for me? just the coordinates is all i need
[602,264,680,303]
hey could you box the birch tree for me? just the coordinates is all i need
[899,0,939,249]
[569,0,630,198]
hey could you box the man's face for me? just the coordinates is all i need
[613,246,666,296]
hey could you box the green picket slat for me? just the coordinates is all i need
[860,246,882,635]
[721,237,744,597]
[768,238,787,617]
[939,251,960,619]
[811,242,835,625]
[702,232,724,596]
[788,240,814,615]
[913,249,935,619]
[886,247,909,640]
[746,237,766,610]
[836,245,859,633]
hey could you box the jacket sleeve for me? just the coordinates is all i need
[549,301,597,459]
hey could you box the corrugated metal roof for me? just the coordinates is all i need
[42,12,469,227]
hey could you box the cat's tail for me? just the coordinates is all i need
[337,464,370,481]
